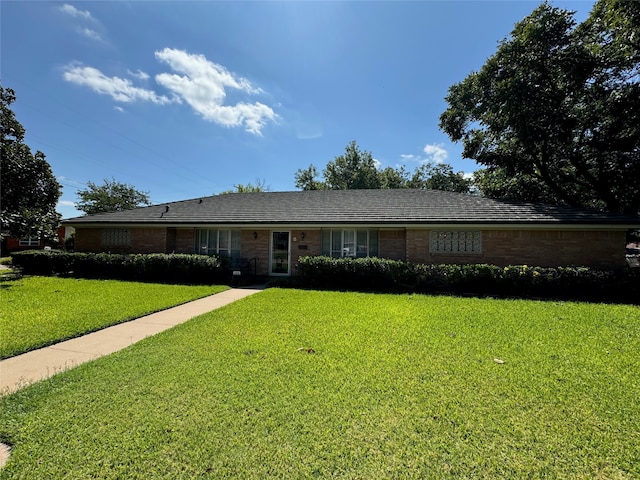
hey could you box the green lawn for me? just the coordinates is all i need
[0,276,228,359]
[1,289,638,478]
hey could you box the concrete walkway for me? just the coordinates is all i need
[0,286,264,396]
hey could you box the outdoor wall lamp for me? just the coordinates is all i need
[301,232,305,240]
[253,231,258,239]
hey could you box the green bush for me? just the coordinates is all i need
[296,256,639,303]
[11,251,227,285]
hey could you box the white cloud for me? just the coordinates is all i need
[58,200,76,207]
[59,4,94,21]
[114,106,125,113]
[154,48,277,135]
[62,49,278,135]
[128,69,150,81]
[63,64,173,104]
[59,4,107,43]
[400,154,416,161]
[79,28,102,41]
[423,143,448,164]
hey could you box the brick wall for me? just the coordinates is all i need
[74,226,628,271]
[131,228,167,253]
[239,229,322,276]
[74,227,169,254]
[379,229,406,260]
[291,230,322,275]
[241,229,270,276]
[407,229,626,269]
[175,228,196,254]
[74,228,102,252]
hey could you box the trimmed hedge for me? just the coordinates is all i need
[11,250,228,285]
[297,256,640,303]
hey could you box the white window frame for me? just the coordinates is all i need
[196,229,241,262]
[325,230,377,258]
[429,231,482,254]
[19,236,41,247]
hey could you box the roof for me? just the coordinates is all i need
[63,189,640,227]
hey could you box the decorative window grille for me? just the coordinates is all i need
[102,229,131,247]
[321,230,379,258]
[429,231,481,254]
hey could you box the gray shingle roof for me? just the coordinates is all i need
[63,189,639,226]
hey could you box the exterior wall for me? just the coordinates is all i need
[407,229,626,269]
[73,226,628,272]
[239,229,322,276]
[290,229,322,275]
[175,228,196,254]
[240,229,270,276]
[132,228,167,254]
[74,227,168,254]
[74,228,103,252]
[379,229,406,260]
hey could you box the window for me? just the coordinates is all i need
[429,231,481,254]
[102,229,131,247]
[195,229,241,263]
[19,236,40,247]
[322,230,378,258]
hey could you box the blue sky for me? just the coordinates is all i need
[2,1,594,219]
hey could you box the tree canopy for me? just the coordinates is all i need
[76,178,151,215]
[439,0,640,214]
[294,141,471,193]
[1,86,61,241]
[219,179,271,194]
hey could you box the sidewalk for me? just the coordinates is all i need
[0,286,264,395]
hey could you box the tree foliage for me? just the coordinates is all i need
[294,141,471,193]
[76,178,151,215]
[220,179,271,194]
[440,0,640,214]
[1,86,61,240]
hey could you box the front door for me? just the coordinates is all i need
[270,231,290,275]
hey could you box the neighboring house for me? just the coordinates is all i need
[1,227,73,256]
[62,189,639,276]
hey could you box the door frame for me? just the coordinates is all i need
[269,230,291,276]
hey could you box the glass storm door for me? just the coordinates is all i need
[270,231,290,275]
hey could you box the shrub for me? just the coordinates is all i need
[296,256,638,303]
[10,251,227,285]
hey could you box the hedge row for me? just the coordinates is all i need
[296,256,640,303]
[11,250,228,284]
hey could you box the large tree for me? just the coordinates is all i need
[1,86,61,241]
[439,0,640,214]
[294,141,471,193]
[323,141,381,190]
[408,162,472,193]
[76,178,151,215]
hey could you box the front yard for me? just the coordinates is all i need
[0,276,227,359]
[1,288,638,477]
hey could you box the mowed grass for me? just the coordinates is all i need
[1,289,639,478]
[0,276,228,359]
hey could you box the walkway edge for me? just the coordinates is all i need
[0,286,264,396]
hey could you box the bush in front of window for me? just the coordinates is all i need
[10,251,227,284]
[296,256,639,303]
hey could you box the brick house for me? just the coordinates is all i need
[62,189,639,276]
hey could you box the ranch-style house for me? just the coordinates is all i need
[63,189,639,276]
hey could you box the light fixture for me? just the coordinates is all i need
[253,231,258,239]
[301,232,305,240]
